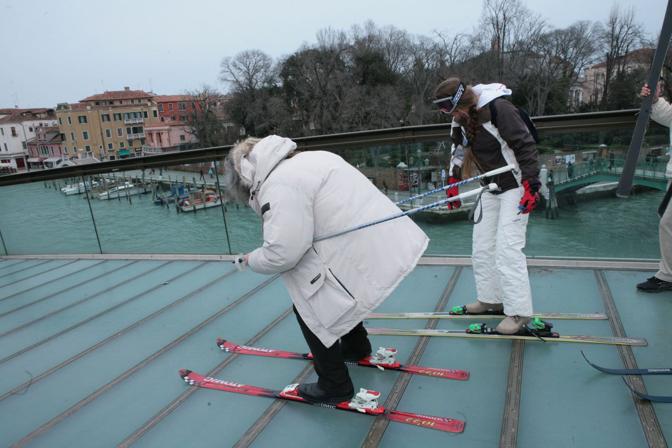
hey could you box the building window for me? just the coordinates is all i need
[64,146,68,154]
[59,117,62,125]
[180,134,186,142]
[180,115,186,122]
[85,145,91,151]
[143,111,148,118]
[29,127,33,132]
[168,103,173,111]
[82,131,89,140]
[71,132,76,141]
[113,113,122,121]
[108,143,113,149]
[102,114,111,122]
[11,127,17,137]
[105,129,112,138]
[119,141,125,148]
[3,143,7,151]
[152,110,158,118]
[126,127,132,135]
[78,115,88,124]
[158,104,163,112]
[67,116,72,125]
[22,141,27,149]
[0,128,3,135]
[179,102,186,111]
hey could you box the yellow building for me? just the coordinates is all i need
[56,87,159,161]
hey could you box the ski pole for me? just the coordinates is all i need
[315,183,499,242]
[395,164,516,206]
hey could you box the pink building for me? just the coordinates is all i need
[143,120,198,154]
[26,126,65,170]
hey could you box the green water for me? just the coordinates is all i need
[0,181,664,259]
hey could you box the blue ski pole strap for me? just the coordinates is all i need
[395,164,516,206]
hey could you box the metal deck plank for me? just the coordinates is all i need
[0,262,207,401]
[602,270,671,447]
[362,267,462,447]
[6,269,272,447]
[596,270,666,448]
[518,268,648,447]
[0,259,129,317]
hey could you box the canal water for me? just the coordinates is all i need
[0,180,664,260]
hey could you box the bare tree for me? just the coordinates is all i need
[520,21,599,114]
[599,5,644,105]
[220,50,275,94]
[185,86,233,146]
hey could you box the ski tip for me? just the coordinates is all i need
[216,337,226,349]
[178,369,191,379]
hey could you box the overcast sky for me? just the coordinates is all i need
[0,0,668,107]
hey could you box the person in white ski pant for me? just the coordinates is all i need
[472,188,533,317]
[433,78,539,333]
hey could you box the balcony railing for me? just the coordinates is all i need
[124,117,144,124]
[127,132,145,139]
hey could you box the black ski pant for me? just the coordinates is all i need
[293,306,372,392]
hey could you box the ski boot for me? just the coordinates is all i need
[450,301,504,316]
[495,316,530,334]
[294,382,354,405]
[347,388,381,413]
[467,318,555,338]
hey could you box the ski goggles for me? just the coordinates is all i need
[433,83,465,114]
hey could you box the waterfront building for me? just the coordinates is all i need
[154,95,200,123]
[143,119,198,155]
[25,126,65,170]
[0,108,57,172]
[55,87,159,161]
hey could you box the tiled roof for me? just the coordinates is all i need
[0,112,56,124]
[154,95,194,103]
[0,108,52,115]
[81,89,154,102]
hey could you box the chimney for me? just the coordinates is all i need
[124,86,130,91]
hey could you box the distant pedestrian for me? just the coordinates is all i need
[608,152,615,171]
[199,168,205,181]
[636,82,672,293]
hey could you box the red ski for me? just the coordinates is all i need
[216,338,469,381]
[179,369,465,433]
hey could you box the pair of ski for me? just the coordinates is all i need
[582,351,672,403]
[365,310,647,346]
[180,338,468,433]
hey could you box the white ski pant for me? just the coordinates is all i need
[472,187,533,316]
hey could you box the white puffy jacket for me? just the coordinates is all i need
[246,136,429,347]
[651,99,672,179]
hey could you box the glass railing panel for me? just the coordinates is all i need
[0,114,668,260]
[85,161,237,254]
[331,128,666,259]
[0,180,101,254]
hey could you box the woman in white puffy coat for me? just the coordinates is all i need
[223,135,429,404]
